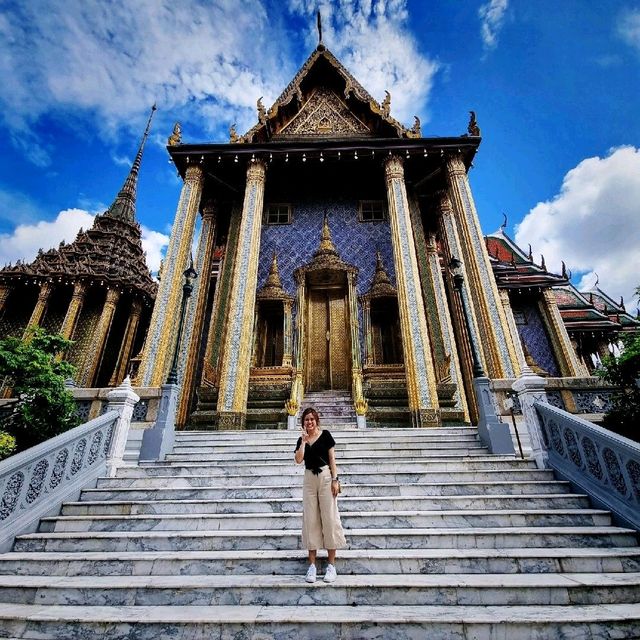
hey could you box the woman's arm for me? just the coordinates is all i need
[294,432,308,464]
[328,447,340,497]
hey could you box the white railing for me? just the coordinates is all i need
[0,378,139,551]
[534,401,640,531]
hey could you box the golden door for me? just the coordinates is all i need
[306,287,350,391]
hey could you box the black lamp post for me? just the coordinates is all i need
[166,261,198,385]
[450,256,485,378]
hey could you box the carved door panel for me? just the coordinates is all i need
[306,289,329,391]
[305,287,350,391]
[328,290,349,389]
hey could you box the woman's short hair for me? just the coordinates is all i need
[301,407,320,426]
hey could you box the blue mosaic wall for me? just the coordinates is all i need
[514,299,560,377]
[258,196,396,363]
[258,197,395,296]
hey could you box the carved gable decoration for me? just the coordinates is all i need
[278,88,371,138]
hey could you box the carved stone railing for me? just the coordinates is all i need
[534,401,640,531]
[0,378,139,551]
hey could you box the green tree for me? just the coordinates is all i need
[597,286,640,441]
[0,328,79,451]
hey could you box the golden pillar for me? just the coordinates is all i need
[425,233,469,421]
[446,155,519,378]
[286,272,307,417]
[109,299,142,386]
[539,288,589,377]
[138,163,204,386]
[78,288,121,387]
[384,155,440,427]
[498,289,527,372]
[0,285,12,315]
[282,299,293,368]
[176,203,217,425]
[347,271,366,414]
[216,160,267,428]
[59,282,87,340]
[23,281,53,338]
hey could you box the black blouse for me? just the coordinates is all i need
[295,430,336,474]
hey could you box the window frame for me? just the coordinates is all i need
[264,203,293,225]
[358,200,387,222]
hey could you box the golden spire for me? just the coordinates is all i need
[265,252,283,288]
[257,252,290,300]
[315,213,338,257]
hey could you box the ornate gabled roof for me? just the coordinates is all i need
[257,253,293,301]
[553,283,619,333]
[581,286,640,331]
[361,252,396,300]
[236,45,420,144]
[486,228,568,289]
[0,109,158,301]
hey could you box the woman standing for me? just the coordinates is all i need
[294,407,347,583]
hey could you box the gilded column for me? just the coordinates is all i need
[78,288,121,387]
[109,299,142,386]
[347,271,366,415]
[138,163,204,386]
[446,155,519,378]
[23,281,53,338]
[286,273,306,418]
[59,282,87,340]
[216,160,267,428]
[0,285,12,315]
[176,202,217,425]
[282,300,293,368]
[361,299,373,366]
[498,289,527,372]
[425,233,469,421]
[539,288,589,377]
[384,155,440,427]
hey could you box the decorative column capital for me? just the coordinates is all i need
[445,154,466,178]
[437,191,454,216]
[104,288,121,307]
[184,164,204,184]
[71,281,87,300]
[426,232,438,254]
[201,200,217,221]
[37,281,53,301]
[384,155,405,181]
[246,158,268,184]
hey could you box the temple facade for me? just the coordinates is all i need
[0,109,157,388]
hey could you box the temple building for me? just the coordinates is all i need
[0,109,157,388]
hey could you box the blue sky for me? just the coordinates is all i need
[1,0,639,306]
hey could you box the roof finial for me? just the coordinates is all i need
[500,212,507,231]
[540,254,546,271]
[317,11,324,48]
[594,272,599,288]
[106,103,156,223]
[561,260,568,279]
[527,244,533,261]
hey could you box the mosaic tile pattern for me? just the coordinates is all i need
[513,301,560,377]
[258,197,395,361]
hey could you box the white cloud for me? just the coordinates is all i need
[0,207,169,274]
[0,208,95,266]
[515,146,640,307]
[479,0,509,51]
[618,8,640,51]
[0,0,294,155]
[287,0,440,124]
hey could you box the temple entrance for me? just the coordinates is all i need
[305,285,351,391]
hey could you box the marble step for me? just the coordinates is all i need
[62,494,593,517]
[3,573,640,607]
[96,469,558,489]
[175,427,479,440]
[15,526,637,553]
[170,443,486,456]
[38,510,613,534]
[132,458,533,477]
[3,547,640,577]
[0,602,638,640]
[171,438,482,453]
[81,480,576,501]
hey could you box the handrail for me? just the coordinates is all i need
[534,401,640,531]
[0,377,140,551]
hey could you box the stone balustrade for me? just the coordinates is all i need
[533,401,640,531]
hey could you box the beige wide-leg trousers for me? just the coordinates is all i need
[302,466,347,550]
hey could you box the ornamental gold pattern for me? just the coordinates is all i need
[384,155,440,426]
[59,282,87,340]
[216,160,267,421]
[139,164,203,386]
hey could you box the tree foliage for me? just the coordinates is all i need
[0,328,79,451]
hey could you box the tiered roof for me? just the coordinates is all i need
[0,108,158,302]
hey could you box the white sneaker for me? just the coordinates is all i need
[305,564,317,583]
[324,563,337,583]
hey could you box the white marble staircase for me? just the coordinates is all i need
[0,426,639,639]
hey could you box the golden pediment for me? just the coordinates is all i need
[277,87,371,138]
